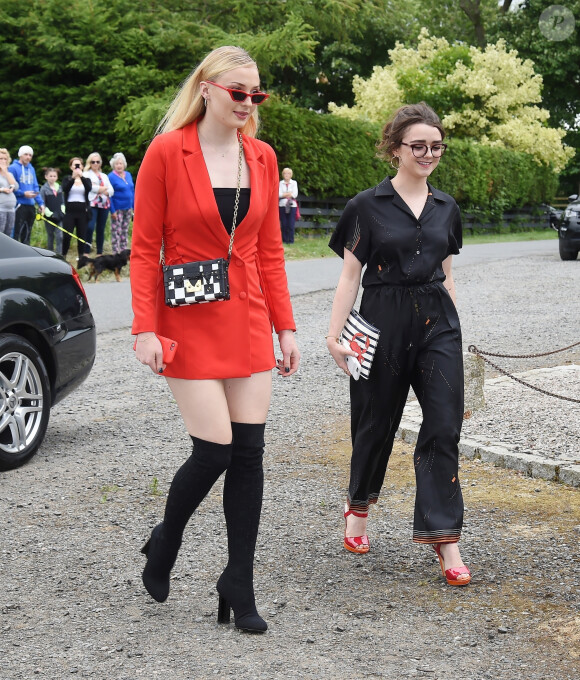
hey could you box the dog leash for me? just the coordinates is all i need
[35,213,91,246]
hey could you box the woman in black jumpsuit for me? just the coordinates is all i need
[326,103,471,586]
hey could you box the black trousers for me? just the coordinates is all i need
[279,206,297,243]
[348,281,464,544]
[14,204,36,244]
[62,203,88,258]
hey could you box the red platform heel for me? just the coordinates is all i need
[344,506,370,554]
[433,544,471,586]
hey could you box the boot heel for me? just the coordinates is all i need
[140,523,181,603]
[217,594,231,624]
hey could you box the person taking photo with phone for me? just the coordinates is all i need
[61,157,92,259]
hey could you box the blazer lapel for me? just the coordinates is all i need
[182,121,231,251]
[181,122,266,258]
[242,137,265,232]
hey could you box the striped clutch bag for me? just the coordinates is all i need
[340,309,380,380]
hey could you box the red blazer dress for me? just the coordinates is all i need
[130,120,296,379]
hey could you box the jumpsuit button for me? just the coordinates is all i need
[239,291,247,300]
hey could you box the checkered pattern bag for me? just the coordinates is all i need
[162,131,243,308]
[163,259,230,306]
[340,309,380,380]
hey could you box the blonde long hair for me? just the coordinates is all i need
[156,46,260,138]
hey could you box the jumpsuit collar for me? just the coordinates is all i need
[374,176,450,222]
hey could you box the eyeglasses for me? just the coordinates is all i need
[90,160,101,164]
[206,81,269,105]
[400,142,447,158]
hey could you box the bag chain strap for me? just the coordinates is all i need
[226,130,244,262]
[161,130,244,266]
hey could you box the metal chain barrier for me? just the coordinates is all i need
[468,342,580,404]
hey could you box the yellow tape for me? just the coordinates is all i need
[36,213,91,246]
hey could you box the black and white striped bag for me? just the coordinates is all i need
[340,309,380,380]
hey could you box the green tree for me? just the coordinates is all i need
[410,0,501,47]
[329,29,574,172]
[488,0,580,192]
[0,0,318,168]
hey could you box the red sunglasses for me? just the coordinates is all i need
[206,81,269,105]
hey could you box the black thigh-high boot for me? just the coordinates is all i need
[217,422,267,632]
[141,436,232,602]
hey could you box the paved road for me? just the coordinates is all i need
[85,239,560,332]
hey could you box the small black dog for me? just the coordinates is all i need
[77,249,131,282]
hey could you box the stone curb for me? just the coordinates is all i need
[398,364,579,487]
[397,405,580,488]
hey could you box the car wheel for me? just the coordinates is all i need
[0,334,51,471]
[559,240,578,260]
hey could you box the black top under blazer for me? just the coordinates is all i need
[329,177,462,287]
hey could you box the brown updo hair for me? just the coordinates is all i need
[376,102,445,161]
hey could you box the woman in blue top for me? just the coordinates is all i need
[108,152,134,253]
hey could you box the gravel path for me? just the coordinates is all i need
[1,249,579,679]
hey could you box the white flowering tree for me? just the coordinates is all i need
[329,29,574,173]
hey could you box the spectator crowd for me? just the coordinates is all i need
[0,144,134,257]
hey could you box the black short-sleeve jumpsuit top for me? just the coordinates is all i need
[329,176,465,545]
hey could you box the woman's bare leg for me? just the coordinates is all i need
[165,377,233,443]
[224,370,272,423]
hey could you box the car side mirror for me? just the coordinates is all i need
[568,194,578,201]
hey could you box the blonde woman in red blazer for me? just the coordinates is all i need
[131,46,300,633]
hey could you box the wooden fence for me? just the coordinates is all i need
[295,195,562,233]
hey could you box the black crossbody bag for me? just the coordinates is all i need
[162,132,243,307]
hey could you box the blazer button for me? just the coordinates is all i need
[235,259,243,267]
[239,291,247,300]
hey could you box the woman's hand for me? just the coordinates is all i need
[276,330,300,377]
[134,332,166,375]
[326,336,358,376]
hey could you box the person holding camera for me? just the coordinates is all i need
[61,157,92,259]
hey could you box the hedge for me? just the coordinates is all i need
[259,98,559,218]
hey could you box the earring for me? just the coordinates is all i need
[203,98,208,108]
[390,156,400,170]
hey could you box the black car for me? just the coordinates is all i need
[0,234,96,470]
[555,194,580,260]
